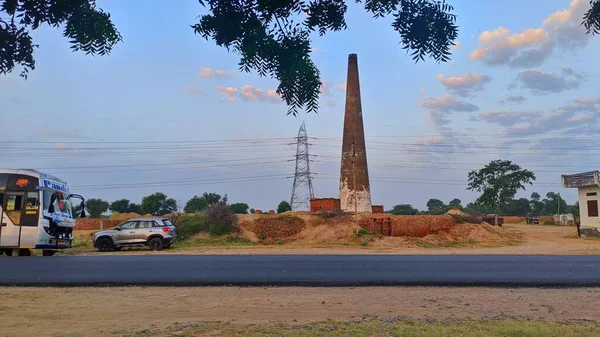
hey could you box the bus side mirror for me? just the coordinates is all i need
[80,201,86,218]
[48,193,57,214]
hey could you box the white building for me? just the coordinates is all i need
[561,171,600,237]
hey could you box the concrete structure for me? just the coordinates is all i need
[310,198,341,213]
[339,54,372,213]
[562,171,600,237]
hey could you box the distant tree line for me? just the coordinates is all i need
[388,192,578,217]
[82,192,292,218]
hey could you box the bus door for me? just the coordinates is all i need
[0,192,25,247]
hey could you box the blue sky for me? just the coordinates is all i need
[1,0,599,211]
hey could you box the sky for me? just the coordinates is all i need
[1,0,599,212]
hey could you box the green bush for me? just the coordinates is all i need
[172,213,207,240]
[205,201,239,236]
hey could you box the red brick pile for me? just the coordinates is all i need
[249,215,306,239]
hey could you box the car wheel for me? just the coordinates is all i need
[148,237,163,251]
[42,250,56,257]
[96,238,114,252]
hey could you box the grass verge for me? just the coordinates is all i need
[100,319,600,337]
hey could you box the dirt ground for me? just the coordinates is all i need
[1,287,598,336]
[69,223,600,256]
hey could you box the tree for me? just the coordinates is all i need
[85,198,109,218]
[230,202,250,214]
[426,199,445,211]
[184,192,227,213]
[568,201,580,217]
[277,201,292,213]
[127,203,142,214]
[110,199,142,214]
[109,199,130,213]
[0,0,121,78]
[467,160,535,225]
[542,192,568,216]
[464,202,493,215]
[530,192,543,214]
[503,198,531,217]
[449,198,462,207]
[141,192,177,216]
[389,204,418,215]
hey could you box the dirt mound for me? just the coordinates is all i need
[245,215,306,240]
[290,223,359,245]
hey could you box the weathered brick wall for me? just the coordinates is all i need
[310,198,341,212]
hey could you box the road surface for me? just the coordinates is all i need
[1,255,599,287]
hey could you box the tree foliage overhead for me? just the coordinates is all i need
[583,0,600,35]
[0,0,122,78]
[467,160,535,223]
[1,1,598,115]
[193,0,458,115]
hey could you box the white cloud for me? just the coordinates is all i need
[323,100,336,108]
[200,67,233,78]
[240,85,280,103]
[310,47,329,54]
[337,82,346,92]
[469,0,589,68]
[420,94,479,126]
[216,86,238,101]
[420,88,427,93]
[435,73,492,97]
[53,143,68,149]
[516,68,582,93]
[182,86,201,94]
[501,95,528,104]
[320,81,332,97]
[478,110,543,127]
[476,96,600,137]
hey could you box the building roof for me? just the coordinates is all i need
[561,171,600,188]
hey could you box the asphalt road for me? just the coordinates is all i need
[1,255,599,287]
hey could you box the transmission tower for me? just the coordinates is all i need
[290,121,315,211]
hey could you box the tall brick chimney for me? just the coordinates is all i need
[339,54,372,213]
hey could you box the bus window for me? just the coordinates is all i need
[25,192,39,215]
[6,194,23,225]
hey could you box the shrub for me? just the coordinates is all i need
[205,201,239,236]
[172,213,207,240]
[543,220,556,226]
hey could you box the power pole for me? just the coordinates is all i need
[557,192,561,224]
[290,122,315,211]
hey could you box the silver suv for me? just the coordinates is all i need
[93,217,177,252]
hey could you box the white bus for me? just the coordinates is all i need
[0,169,85,256]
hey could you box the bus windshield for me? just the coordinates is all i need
[43,190,73,218]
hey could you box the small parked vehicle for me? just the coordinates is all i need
[526,213,540,224]
[93,217,177,252]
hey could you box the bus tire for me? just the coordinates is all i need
[148,237,163,251]
[96,237,114,252]
[42,250,56,257]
